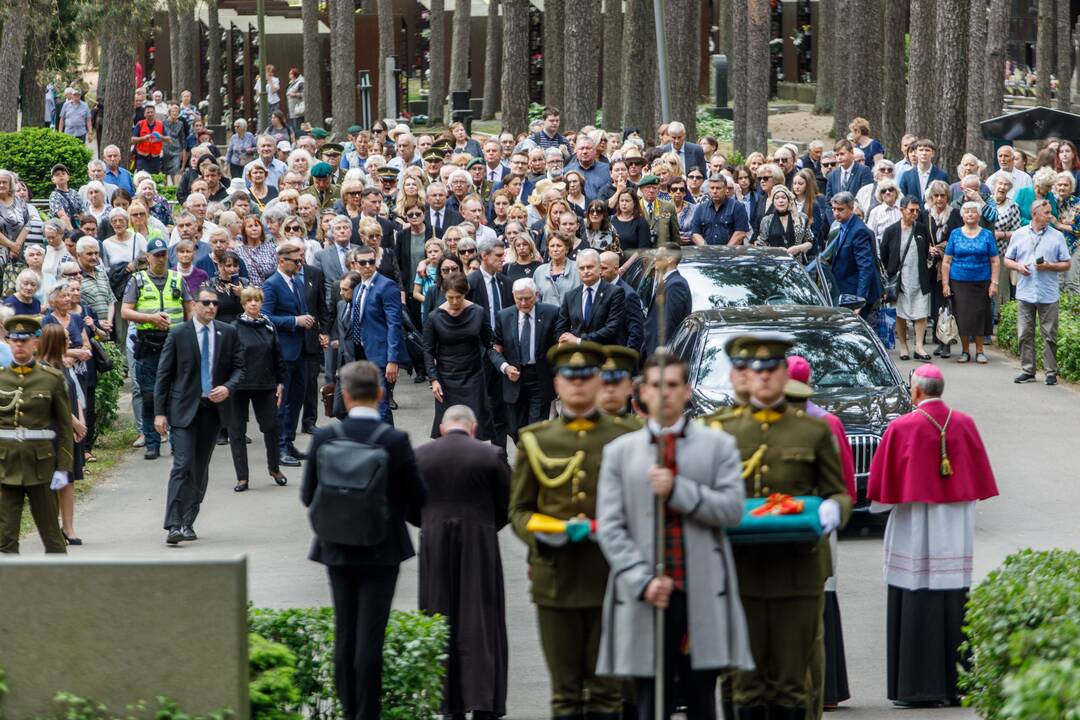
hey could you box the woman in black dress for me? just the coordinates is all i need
[423,271,494,440]
[422,254,465,319]
[211,251,250,324]
[610,187,652,250]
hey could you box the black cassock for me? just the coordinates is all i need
[416,430,510,717]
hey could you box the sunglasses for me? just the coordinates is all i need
[758,177,772,182]
[687,174,703,180]
[440,266,458,274]
[588,208,605,215]
[284,225,302,232]
[406,213,424,219]
[346,191,362,196]
[282,256,302,263]
[198,299,220,307]
[822,162,837,168]
[670,187,686,193]
[460,248,477,254]
[355,259,376,267]
[883,188,897,193]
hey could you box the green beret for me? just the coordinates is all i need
[310,162,334,178]
[346,125,363,134]
[637,174,660,188]
[466,157,483,170]
[309,127,329,139]
[547,341,607,378]
[600,345,639,382]
[5,315,41,339]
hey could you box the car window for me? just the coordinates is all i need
[680,261,824,309]
[697,326,897,392]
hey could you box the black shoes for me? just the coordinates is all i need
[234,480,249,492]
[301,423,317,434]
[1046,372,1058,386]
[271,471,288,486]
[288,445,308,460]
[914,352,932,361]
[62,530,82,546]
[279,453,301,467]
[166,528,183,545]
[144,448,160,460]
[1015,372,1036,384]
[181,526,198,541]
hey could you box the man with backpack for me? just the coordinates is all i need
[301,360,426,720]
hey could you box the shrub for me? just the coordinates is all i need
[959,549,1080,718]
[1000,656,1080,720]
[996,294,1080,381]
[695,105,735,143]
[0,128,92,199]
[247,606,448,719]
[248,634,302,720]
[93,341,128,432]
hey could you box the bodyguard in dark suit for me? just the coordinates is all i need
[347,245,403,424]
[155,286,245,545]
[467,238,515,451]
[599,250,644,352]
[554,249,626,346]
[301,360,426,720]
[489,278,558,440]
[825,141,874,200]
[828,192,884,318]
[643,243,694,356]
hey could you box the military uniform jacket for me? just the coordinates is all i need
[510,412,638,608]
[722,404,851,598]
[642,198,681,246]
[0,363,74,486]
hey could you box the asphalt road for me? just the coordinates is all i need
[21,346,1080,719]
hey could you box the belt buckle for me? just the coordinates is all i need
[13,427,25,441]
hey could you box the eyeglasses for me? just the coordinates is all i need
[282,256,302,263]
[355,259,376,267]
[406,213,424,219]
[931,193,946,198]
[63,271,81,277]
[284,225,302,232]
[822,162,837,169]
[440,266,458,274]
[687,174,703,180]
[198,299,220,307]
[588,208,605,215]
[364,232,382,239]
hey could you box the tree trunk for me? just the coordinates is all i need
[731,0,746,152]
[601,0,623,131]
[302,0,325,129]
[1058,0,1072,109]
[0,0,30,131]
[744,0,769,152]
[168,0,180,94]
[481,0,501,119]
[543,0,564,108]
[813,0,834,114]
[378,0,394,118]
[20,1,50,128]
[501,0,529,133]
[831,0,854,138]
[102,41,137,165]
[717,0,731,58]
[846,0,882,134]
[906,0,937,139]
[1036,0,1053,105]
[330,0,357,129]
[965,0,986,154]
[984,0,1009,120]
[564,0,599,128]
[207,0,223,124]
[935,0,968,177]
[428,0,446,119]
[622,0,656,140]
[449,0,471,95]
[666,0,700,139]
[176,3,197,99]
[880,0,907,154]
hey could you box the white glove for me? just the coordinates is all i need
[50,471,70,491]
[818,498,841,534]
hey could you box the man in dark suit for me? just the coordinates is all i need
[555,249,626,345]
[299,254,331,435]
[426,182,463,239]
[348,245,403,424]
[643,243,694,356]
[657,120,707,175]
[829,192,884,319]
[897,138,950,203]
[301,360,426,720]
[155,285,245,545]
[599,250,644,352]
[358,187,397,249]
[315,216,353,307]
[489,278,558,440]
[262,241,329,465]
[481,137,510,185]
[467,238,515,452]
[825,140,874,200]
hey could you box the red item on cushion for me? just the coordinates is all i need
[868,399,999,505]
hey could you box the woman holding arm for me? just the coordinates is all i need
[0,170,30,286]
[942,202,1000,364]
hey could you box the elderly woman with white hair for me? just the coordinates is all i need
[942,201,1001,364]
[83,180,112,227]
[856,159,897,215]
[865,178,903,244]
[41,219,75,297]
[135,177,173,226]
[287,148,313,182]
[3,267,43,315]
[1014,166,1060,225]
[226,117,257,179]
[755,185,814,261]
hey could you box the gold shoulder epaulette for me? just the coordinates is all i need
[38,364,64,379]
[520,429,586,489]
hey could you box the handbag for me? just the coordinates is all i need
[89,337,114,373]
[321,383,336,417]
[936,301,959,345]
[884,235,913,304]
[876,307,897,350]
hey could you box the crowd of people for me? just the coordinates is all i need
[1,82,1055,719]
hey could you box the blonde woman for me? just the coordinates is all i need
[1014,166,1059,225]
[128,200,167,243]
[865,179,903,244]
[393,174,426,226]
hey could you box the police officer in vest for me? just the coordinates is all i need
[121,237,191,459]
[0,315,74,554]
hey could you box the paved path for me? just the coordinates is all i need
[22,347,1080,718]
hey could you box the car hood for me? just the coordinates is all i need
[692,384,911,435]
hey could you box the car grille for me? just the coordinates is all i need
[848,433,881,503]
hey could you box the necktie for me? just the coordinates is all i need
[520,313,532,364]
[200,325,212,395]
[583,286,594,326]
[489,277,501,328]
[436,209,443,231]
[489,170,497,182]
[842,169,849,188]
[350,284,367,344]
[292,276,306,314]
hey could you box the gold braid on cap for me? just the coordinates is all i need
[520,431,586,489]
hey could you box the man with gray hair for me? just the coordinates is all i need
[554,248,626,345]
[657,120,707,175]
[489,277,559,439]
[387,132,420,171]
[460,195,498,244]
[75,237,116,336]
[565,134,612,198]
[829,191,883,318]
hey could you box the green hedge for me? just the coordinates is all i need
[92,341,127,432]
[959,549,1080,718]
[0,128,92,199]
[996,294,1080,381]
[247,606,448,720]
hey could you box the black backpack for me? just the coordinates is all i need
[309,422,391,546]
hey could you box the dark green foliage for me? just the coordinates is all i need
[959,549,1080,718]
[248,634,302,720]
[93,342,127,431]
[996,294,1080,381]
[247,607,339,719]
[0,128,92,199]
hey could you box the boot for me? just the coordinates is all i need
[767,707,807,720]
[735,707,767,720]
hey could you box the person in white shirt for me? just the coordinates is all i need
[984,145,1032,199]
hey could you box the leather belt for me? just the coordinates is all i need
[0,428,57,440]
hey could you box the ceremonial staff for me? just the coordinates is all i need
[653,253,668,720]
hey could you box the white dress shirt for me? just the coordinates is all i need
[580,279,601,319]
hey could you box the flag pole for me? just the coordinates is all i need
[653,250,669,720]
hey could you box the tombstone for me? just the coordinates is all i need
[0,556,249,719]
[451,90,472,134]
[710,55,733,120]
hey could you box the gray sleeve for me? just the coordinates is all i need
[122,276,140,304]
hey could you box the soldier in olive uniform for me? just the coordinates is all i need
[597,345,641,424]
[722,333,851,720]
[0,315,74,554]
[510,341,639,720]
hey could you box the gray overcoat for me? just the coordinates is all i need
[595,421,755,677]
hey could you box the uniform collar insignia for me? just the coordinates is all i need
[11,361,35,375]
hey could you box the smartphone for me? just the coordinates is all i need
[1035,256,1045,265]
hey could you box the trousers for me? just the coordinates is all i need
[536,605,623,717]
[164,402,221,530]
[278,358,307,452]
[733,594,823,710]
[0,483,66,554]
[228,389,280,480]
[506,365,548,442]
[135,351,164,450]
[1016,300,1060,375]
[328,564,399,720]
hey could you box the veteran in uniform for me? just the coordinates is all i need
[0,315,74,554]
[301,161,341,211]
[597,345,641,423]
[509,341,638,720]
[639,175,681,247]
[721,333,851,720]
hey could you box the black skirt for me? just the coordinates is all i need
[886,585,970,704]
[950,280,993,337]
[823,590,850,706]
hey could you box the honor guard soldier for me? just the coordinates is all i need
[597,345,641,424]
[699,335,754,433]
[0,315,74,554]
[509,341,638,720]
[721,333,851,720]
